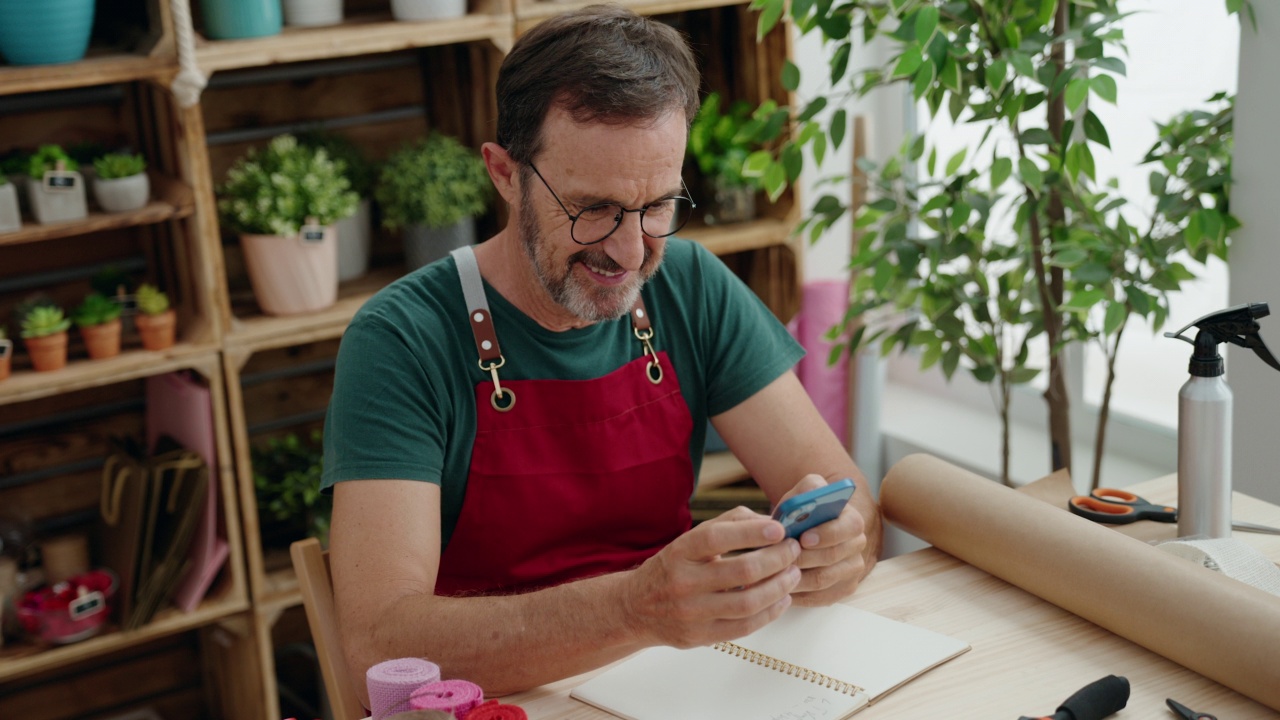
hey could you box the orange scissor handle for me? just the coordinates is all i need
[1068,489,1178,525]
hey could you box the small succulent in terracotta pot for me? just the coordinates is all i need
[72,293,124,360]
[134,283,176,351]
[21,304,71,372]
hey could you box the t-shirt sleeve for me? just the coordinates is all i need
[692,243,806,416]
[321,313,448,491]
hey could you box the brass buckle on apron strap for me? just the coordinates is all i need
[480,355,516,412]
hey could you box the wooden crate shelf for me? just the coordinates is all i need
[0,53,175,98]
[0,343,220,407]
[0,175,195,248]
[684,217,796,257]
[224,266,400,350]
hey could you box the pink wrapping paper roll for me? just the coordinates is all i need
[409,678,485,716]
[367,657,442,720]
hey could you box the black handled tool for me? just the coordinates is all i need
[1018,675,1130,720]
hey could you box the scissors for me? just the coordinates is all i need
[1167,698,1216,719]
[1069,488,1177,525]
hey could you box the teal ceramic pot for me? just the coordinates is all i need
[202,0,283,40]
[0,0,96,66]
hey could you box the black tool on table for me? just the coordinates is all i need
[1069,488,1178,524]
[1017,675,1130,720]
[1167,698,1218,719]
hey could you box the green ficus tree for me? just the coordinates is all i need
[745,0,1243,486]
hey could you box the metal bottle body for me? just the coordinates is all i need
[1177,375,1233,538]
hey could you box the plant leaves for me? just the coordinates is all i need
[830,109,848,151]
[1019,157,1043,192]
[1091,74,1118,104]
[892,46,924,78]
[991,156,1012,189]
[757,0,785,40]
[914,5,939,45]
[782,59,801,92]
[743,151,772,178]
[1084,110,1111,149]
[945,147,968,175]
[1065,78,1089,113]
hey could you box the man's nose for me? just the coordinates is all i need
[602,210,647,272]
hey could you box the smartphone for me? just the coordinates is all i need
[771,478,856,539]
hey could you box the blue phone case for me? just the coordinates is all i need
[771,478,856,539]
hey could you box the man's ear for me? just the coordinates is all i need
[482,142,520,205]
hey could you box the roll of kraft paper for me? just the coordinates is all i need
[409,678,484,716]
[367,657,442,720]
[880,454,1280,711]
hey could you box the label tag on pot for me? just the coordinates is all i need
[69,590,106,621]
[299,221,327,245]
[43,171,78,192]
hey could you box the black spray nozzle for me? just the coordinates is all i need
[1165,302,1280,377]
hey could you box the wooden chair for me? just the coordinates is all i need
[290,537,366,720]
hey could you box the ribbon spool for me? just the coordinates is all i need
[464,699,529,720]
[1156,537,1280,596]
[366,657,442,720]
[408,679,485,717]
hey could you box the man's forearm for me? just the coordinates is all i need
[353,569,644,696]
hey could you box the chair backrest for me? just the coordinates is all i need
[291,537,366,720]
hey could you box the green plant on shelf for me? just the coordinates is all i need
[296,130,378,198]
[218,134,359,237]
[27,145,78,177]
[93,152,147,180]
[252,429,331,546]
[687,91,771,191]
[135,283,170,316]
[72,293,124,328]
[21,305,71,339]
[375,132,492,231]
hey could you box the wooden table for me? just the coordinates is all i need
[505,476,1280,718]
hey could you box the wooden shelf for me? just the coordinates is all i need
[0,174,195,248]
[225,266,402,352]
[0,52,174,98]
[0,343,221,406]
[0,586,246,683]
[682,217,795,257]
[195,14,514,74]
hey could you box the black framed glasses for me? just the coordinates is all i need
[527,162,696,245]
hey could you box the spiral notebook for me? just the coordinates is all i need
[571,604,970,720]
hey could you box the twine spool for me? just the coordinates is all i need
[464,698,529,720]
[41,534,89,585]
[366,657,442,720]
[408,679,484,717]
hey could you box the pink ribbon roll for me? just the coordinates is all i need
[409,679,485,716]
[463,698,529,719]
[366,657,442,720]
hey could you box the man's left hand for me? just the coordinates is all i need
[776,474,871,605]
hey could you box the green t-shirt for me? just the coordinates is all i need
[322,238,804,546]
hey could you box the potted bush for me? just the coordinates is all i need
[283,0,342,27]
[92,153,150,213]
[26,145,87,225]
[252,430,331,548]
[0,0,96,66]
[20,305,71,373]
[0,327,11,381]
[201,0,283,40]
[0,175,19,232]
[390,0,466,22]
[72,293,124,360]
[687,92,768,226]
[219,135,359,316]
[135,283,176,351]
[297,131,377,282]
[376,133,491,270]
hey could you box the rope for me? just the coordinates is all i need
[169,0,208,107]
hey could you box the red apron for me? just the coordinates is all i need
[435,248,695,596]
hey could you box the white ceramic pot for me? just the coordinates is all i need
[0,182,20,232]
[92,173,151,213]
[27,173,87,224]
[240,227,339,316]
[391,0,467,21]
[335,198,373,282]
[404,218,474,270]
[282,0,343,27]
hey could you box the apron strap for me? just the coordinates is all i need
[630,295,663,385]
[453,246,515,411]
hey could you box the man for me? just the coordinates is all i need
[322,4,882,702]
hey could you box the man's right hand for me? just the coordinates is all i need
[621,506,802,648]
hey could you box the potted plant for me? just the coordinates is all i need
[201,0,283,40]
[297,131,378,282]
[135,283,177,351]
[283,0,343,27]
[0,175,19,232]
[390,0,466,22]
[252,430,331,548]
[219,135,358,315]
[0,0,96,66]
[20,305,71,373]
[376,133,491,270]
[92,153,150,213]
[26,145,87,225]
[687,92,768,226]
[72,293,124,360]
[0,327,11,381]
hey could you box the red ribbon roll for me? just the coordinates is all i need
[464,699,529,720]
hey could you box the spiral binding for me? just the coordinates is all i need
[711,641,867,697]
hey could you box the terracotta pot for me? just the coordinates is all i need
[80,318,122,360]
[240,228,339,316]
[0,338,11,380]
[24,332,68,372]
[136,309,176,351]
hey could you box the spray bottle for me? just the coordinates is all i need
[1165,302,1280,538]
